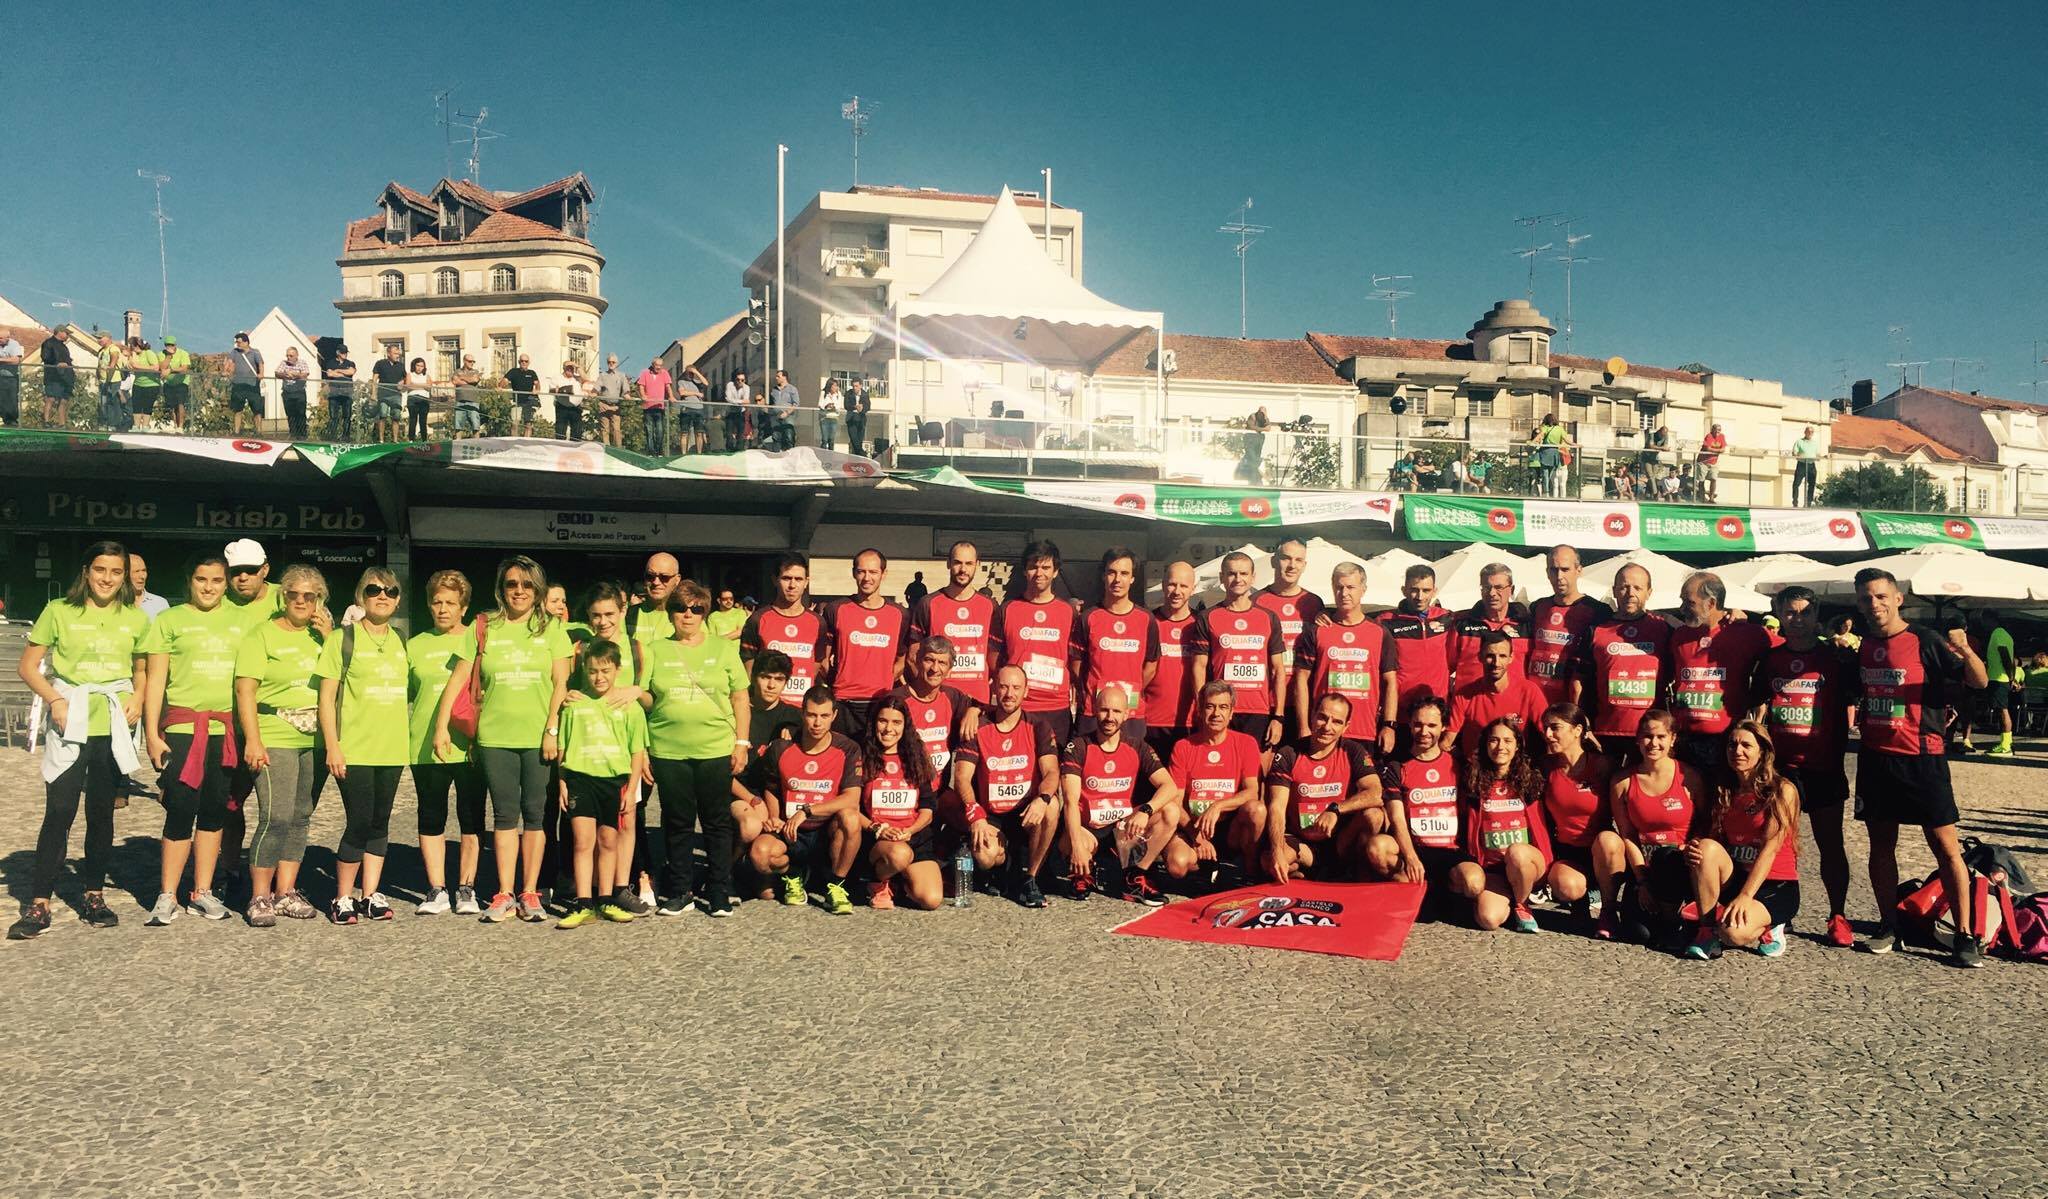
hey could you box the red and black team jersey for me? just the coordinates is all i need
[1373,604,1454,713]
[1667,618,1773,737]
[1254,586,1324,669]
[1187,604,1285,716]
[1168,730,1264,817]
[956,714,1057,817]
[1446,676,1550,756]
[821,598,907,702]
[1075,604,1160,716]
[1145,609,1197,729]
[1580,613,1674,739]
[1383,753,1460,849]
[994,597,1078,714]
[1755,643,1856,768]
[882,683,971,775]
[1714,787,1799,881]
[1447,608,1532,690]
[1859,624,1966,757]
[766,734,863,828]
[1294,617,1395,742]
[1526,595,1612,704]
[1060,736,1165,828]
[742,607,825,706]
[908,590,997,702]
[1266,741,1371,840]
[861,750,934,832]
[1465,776,1552,869]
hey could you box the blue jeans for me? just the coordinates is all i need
[99,383,128,431]
[819,416,839,451]
[642,406,667,455]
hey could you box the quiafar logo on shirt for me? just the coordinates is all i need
[1017,625,1064,643]
[848,631,893,648]
[1217,634,1267,651]
[1084,774,1135,793]
[1097,637,1142,653]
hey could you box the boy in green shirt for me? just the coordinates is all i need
[555,640,649,927]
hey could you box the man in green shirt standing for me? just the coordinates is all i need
[1790,425,1819,508]
[130,339,162,431]
[707,587,746,641]
[160,335,193,432]
[1967,616,2017,756]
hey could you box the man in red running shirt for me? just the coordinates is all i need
[1850,568,1989,965]
[883,635,980,780]
[1447,562,1530,690]
[1265,693,1384,882]
[1373,563,1454,723]
[1292,561,1398,756]
[820,548,907,740]
[1188,551,1287,753]
[1527,545,1611,706]
[1577,563,1672,766]
[1666,571,1772,776]
[1751,585,1858,946]
[741,553,824,707]
[1255,537,1324,675]
[907,540,995,703]
[954,665,1062,908]
[1448,630,1549,757]
[993,539,1080,748]
[1144,561,1199,765]
[1162,682,1267,886]
[749,687,864,915]
[1059,686,1178,904]
[1075,547,1160,744]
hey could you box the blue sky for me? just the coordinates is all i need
[7,2,2046,401]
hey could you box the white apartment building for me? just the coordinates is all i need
[335,174,604,384]
[1862,385,2048,515]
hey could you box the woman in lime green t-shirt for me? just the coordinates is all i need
[235,564,329,928]
[11,540,148,941]
[317,567,412,924]
[408,569,486,915]
[432,555,573,923]
[639,579,751,916]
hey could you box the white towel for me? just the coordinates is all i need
[41,679,141,784]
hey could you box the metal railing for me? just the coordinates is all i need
[821,246,891,279]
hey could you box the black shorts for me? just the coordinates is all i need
[1144,725,1185,764]
[1643,843,1692,906]
[229,383,260,413]
[988,802,1048,847]
[1075,713,1147,747]
[1028,707,1073,749]
[1983,682,2013,715]
[832,699,874,741]
[776,821,829,867]
[1414,844,1470,887]
[869,824,939,864]
[1551,840,1595,875]
[676,409,706,433]
[1719,878,1800,928]
[562,770,629,825]
[160,383,189,413]
[1674,731,1726,776]
[1228,711,1281,744]
[1854,750,1959,827]
[1780,762,1849,812]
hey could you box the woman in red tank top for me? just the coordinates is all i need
[1594,709,1705,942]
[1456,718,1552,933]
[857,697,944,910]
[1538,703,1613,926]
[1683,720,1800,960]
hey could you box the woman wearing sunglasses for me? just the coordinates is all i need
[638,580,750,916]
[234,565,330,928]
[408,570,486,915]
[433,556,574,923]
[316,568,411,923]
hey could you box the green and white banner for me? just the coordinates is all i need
[1403,495,1868,552]
[904,469,1400,528]
[1863,511,2048,551]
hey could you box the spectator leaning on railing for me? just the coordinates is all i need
[505,354,541,437]
[276,347,311,439]
[819,379,842,451]
[723,370,751,451]
[677,365,709,454]
[405,356,432,441]
[228,332,265,438]
[131,338,162,431]
[553,361,586,442]
[96,334,127,431]
[369,344,406,445]
[593,354,629,448]
[638,357,672,456]
[769,370,799,451]
[0,327,22,427]
[451,354,484,440]
[41,329,75,428]
[160,335,192,432]
[323,345,357,441]
[845,376,870,457]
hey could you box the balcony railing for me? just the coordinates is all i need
[821,246,892,280]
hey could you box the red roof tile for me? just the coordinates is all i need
[468,211,579,244]
[499,174,589,206]
[1830,413,1974,462]
[1305,332,1702,384]
[848,184,1058,210]
[1097,333,1341,386]
[1887,384,2047,414]
[385,182,435,210]
[443,178,501,209]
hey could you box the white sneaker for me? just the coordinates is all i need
[453,885,481,916]
[145,893,181,927]
[415,887,452,916]
[185,890,232,921]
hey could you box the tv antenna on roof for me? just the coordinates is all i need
[842,96,876,187]
[1369,274,1414,337]
[1551,225,1599,353]
[138,169,172,338]
[1931,357,1983,390]
[1218,198,1269,339]
[1510,213,1563,303]
[436,96,501,185]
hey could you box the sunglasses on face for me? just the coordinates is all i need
[230,566,263,577]
[361,584,400,599]
[284,590,321,603]
[504,580,535,592]
[645,572,676,584]
[680,604,710,616]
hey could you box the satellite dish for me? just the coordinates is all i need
[1605,356,1628,378]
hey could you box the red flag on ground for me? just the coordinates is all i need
[1113,881,1425,961]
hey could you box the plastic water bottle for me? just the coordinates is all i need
[951,847,974,908]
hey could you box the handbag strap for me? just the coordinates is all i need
[467,615,489,704]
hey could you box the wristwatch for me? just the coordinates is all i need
[734,737,751,747]
[545,726,559,736]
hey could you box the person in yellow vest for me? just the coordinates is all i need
[129,339,162,432]
[160,335,193,432]
[95,334,127,431]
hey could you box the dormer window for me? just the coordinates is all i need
[384,204,407,243]
[439,202,459,240]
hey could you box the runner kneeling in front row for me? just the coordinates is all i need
[954,665,1062,908]
[1537,702,1614,926]
[750,686,864,916]
[858,695,944,910]
[1370,699,1474,915]
[729,651,801,900]
[1163,682,1267,889]
[1595,708,1706,945]
[1265,694,1385,883]
[1682,720,1800,960]
[1059,685,1179,905]
[1458,717,1553,932]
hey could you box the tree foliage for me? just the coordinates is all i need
[1818,462,1950,511]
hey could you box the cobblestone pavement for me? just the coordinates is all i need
[3,748,2046,1198]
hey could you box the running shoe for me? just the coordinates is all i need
[637,885,658,911]
[481,892,517,923]
[80,893,118,929]
[598,901,637,923]
[245,894,276,928]
[453,886,481,916]
[8,903,53,940]
[1756,923,1788,958]
[613,887,655,917]
[1584,891,1604,920]
[146,893,182,927]
[657,896,694,917]
[1067,872,1094,901]
[823,881,854,915]
[1015,876,1048,909]
[1825,913,1854,948]
[186,890,231,921]
[779,875,807,906]
[276,891,318,920]
[1858,924,1900,955]
[363,893,395,922]
[867,880,895,910]
[415,888,452,916]
[703,898,735,919]
[1121,868,1166,907]
[1594,910,1620,941]
[329,896,359,926]
[557,906,598,930]
[1953,934,1986,969]
[1985,744,2014,757]
[516,892,546,923]
[1683,928,1723,961]
[1507,903,1540,934]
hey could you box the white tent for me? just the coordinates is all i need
[1761,544,2048,604]
[1581,548,1773,612]
[1714,553,1833,594]
[880,187,1165,419]
[1356,546,1435,610]
[1424,542,1549,609]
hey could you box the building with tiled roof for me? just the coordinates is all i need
[1861,385,2048,514]
[335,173,605,398]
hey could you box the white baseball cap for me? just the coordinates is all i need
[224,538,267,569]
